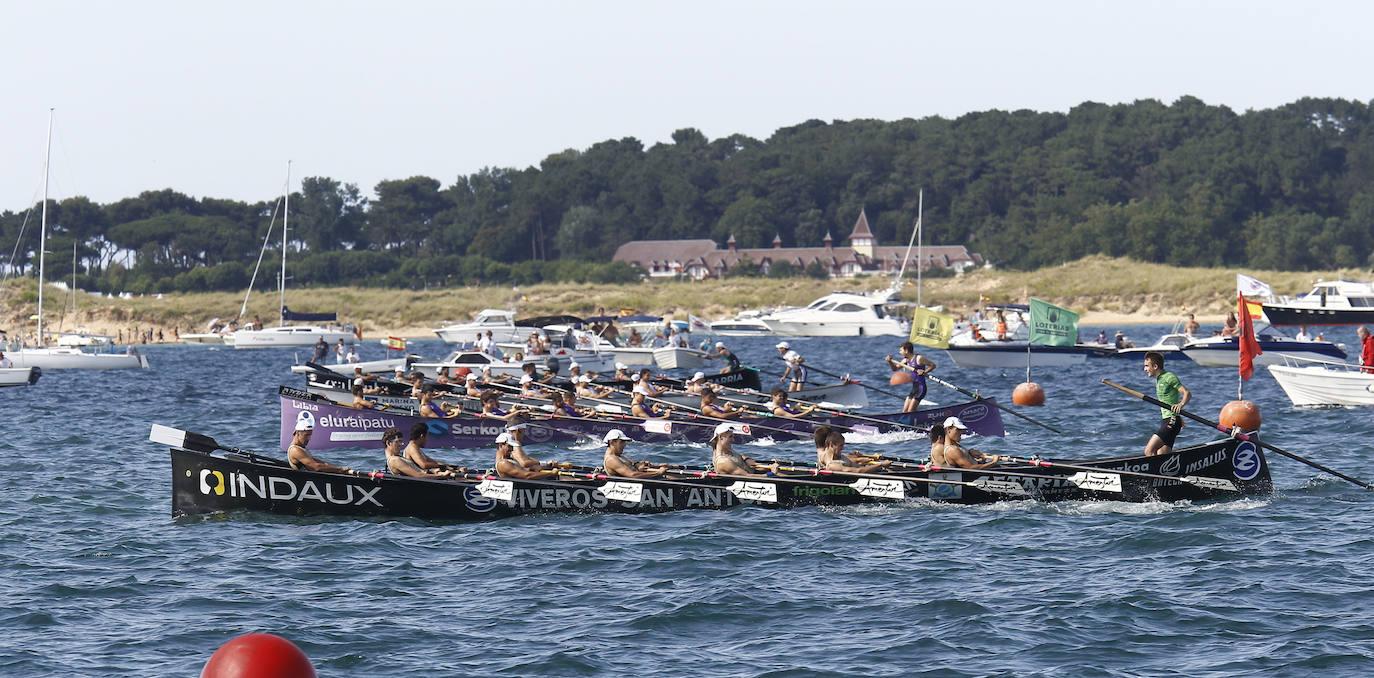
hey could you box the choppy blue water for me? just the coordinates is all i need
[3,325,1373,676]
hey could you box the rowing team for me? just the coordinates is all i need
[283,411,1004,482]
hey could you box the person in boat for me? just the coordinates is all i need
[627,328,645,347]
[1220,312,1239,337]
[995,311,1009,341]
[409,373,429,398]
[969,324,987,342]
[433,367,454,386]
[631,391,670,419]
[613,362,631,381]
[350,382,390,411]
[481,364,513,386]
[418,387,460,418]
[522,361,557,386]
[519,374,551,399]
[286,419,356,475]
[633,370,669,398]
[928,423,946,465]
[666,327,687,348]
[701,389,742,419]
[1295,325,1312,342]
[494,431,562,480]
[683,372,712,396]
[352,368,383,395]
[776,341,807,392]
[601,429,669,478]
[463,373,485,398]
[710,423,777,476]
[1114,331,1135,350]
[771,387,818,418]
[573,374,613,400]
[403,422,468,474]
[503,417,570,472]
[1185,313,1201,336]
[383,427,455,479]
[817,430,892,473]
[0,351,11,369]
[707,341,742,373]
[567,362,583,382]
[1094,329,1108,345]
[1359,326,1374,374]
[334,339,347,364]
[1142,351,1190,456]
[549,390,591,418]
[312,336,329,364]
[480,389,528,423]
[940,417,1004,469]
[346,346,360,364]
[885,341,936,412]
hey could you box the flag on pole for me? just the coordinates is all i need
[909,306,954,349]
[1028,298,1079,347]
[618,307,635,317]
[688,314,711,334]
[386,336,406,351]
[1237,274,1273,298]
[1237,292,1262,381]
[1243,299,1265,321]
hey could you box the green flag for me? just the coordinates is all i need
[1028,298,1079,346]
[909,306,954,349]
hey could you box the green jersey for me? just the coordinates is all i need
[1155,371,1182,418]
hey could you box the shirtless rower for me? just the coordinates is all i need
[417,387,460,418]
[939,416,1003,469]
[350,382,390,411]
[613,362,631,381]
[494,431,562,480]
[817,430,891,473]
[479,390,529,424]
[683,372,713,396]
[633,369,668,398]
[601,429,668,478]
[503,417,570,472]
[700,389,743,419]
[576,374,615,400]
[709,423,777,476]
[383,427,455,479]
[630,392,669,419]
[770,387,818,418]
[404,422,468,474]
[927,423,947,465]
[286,419,355,475]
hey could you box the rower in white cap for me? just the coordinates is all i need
[494,431,562,480]
[776,341,806,392]
[706,341,742,373]
[286,417,356,475]
[938,416,1003,469]
[709,422,778,476]
[601,429,668,478]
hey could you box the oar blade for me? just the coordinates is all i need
[1181,475,1239,492]
[149,424,220,454]
[726,481,778,503]
[1067,471,1124,493]
[971,477,1029,496]
[849,477,906,499]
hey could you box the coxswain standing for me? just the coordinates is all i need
[601,429,668,478]
[709,423,777,477]
[776,341,806,392]
[1142,351,1190,456]
[884,341,936,413]
[286,419,355,475]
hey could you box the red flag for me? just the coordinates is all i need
[1237,292,1262,380]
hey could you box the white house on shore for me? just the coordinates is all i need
[612,209,982,280]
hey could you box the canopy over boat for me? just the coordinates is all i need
[282,306,337,323]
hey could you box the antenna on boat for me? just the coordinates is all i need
[37,108,53,348]
[894,189,923,305]
[280,160,291,327]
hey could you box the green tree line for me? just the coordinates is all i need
[3,96,1371,294]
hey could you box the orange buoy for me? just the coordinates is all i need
[1012,382,1046,406]
[1219,400,1262,432]
[889,370,913,385]
[202,633,316,678]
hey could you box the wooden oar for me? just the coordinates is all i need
[794,361,910,400]
[1100,379,1374,491]
[927,374,1062,434]
[682,378,927,432]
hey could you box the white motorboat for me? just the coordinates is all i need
[289,355,417,375]
[1110,322,1201,359]
[943,340,1096,368]
[1261,279,1374,326]
[233,162,355,349]
[709,310,776,337]
[758,285,907,337]
[53,331,113,347]
[411,346,610,379]
[1180,323,1346,367]
[1267,355,1374,407]
[653,346,709,370]
[0,366,40,387]
[434,308,525,345]
[182,318,233,344]
[8,111,149,371]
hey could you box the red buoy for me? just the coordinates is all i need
[202,634,316,678]
[889,370,913,385]
[1219,400,1262,432]
[1012,382,1046,406]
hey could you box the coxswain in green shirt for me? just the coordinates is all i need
[1142,351,1190,456]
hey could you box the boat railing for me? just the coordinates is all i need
[1274,353,1360,371]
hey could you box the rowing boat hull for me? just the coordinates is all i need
[169,436,1270,520]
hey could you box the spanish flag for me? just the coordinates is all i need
[618,307,635,317]
[910,306,954,349]
[386,336,406,351]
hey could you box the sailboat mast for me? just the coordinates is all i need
[37,108,53,347]
[279,161,290,327]
[895,188,923,302]
[916,190,924,307]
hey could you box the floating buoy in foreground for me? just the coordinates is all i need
[201,633,316,678]
[1219,400,1262,432]
[889,370,913,385]
[1013,382,1046,406]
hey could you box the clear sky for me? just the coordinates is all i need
[3,0,1370,208]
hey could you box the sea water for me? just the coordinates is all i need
[2,326,1373,676]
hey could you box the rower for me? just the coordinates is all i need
[550,390,593,418]
[817,430,891,473]
[633,369,668,398]
[504,417,567,472]
[576,374,615,399]
[928,423,947,465]
[384,427,454,478]
[707,341,741,373]
[939,416,1003,469]
[613,362,631,380]
[700,389,742,419]
[479,390,528,423]
[601,429,668,478]
[404,422,468,474]
[463,373,484,398]
[683,372,712,396]
[518,374,545,399]
[709,423,777,477]
[286,419,355,475]
[353,367,383,395]
[631,392,669,419]
[494,431,561,480]
[408,373,427,398]
[434,366,454,385]
[770,387,818,418]
[522,361,556,386]
[418,387,459,418]
[350,382,389,411]
[776,341,806,392]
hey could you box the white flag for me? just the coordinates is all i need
[1237,274,1273,298]
[688,314,711,334]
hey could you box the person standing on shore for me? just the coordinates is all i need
[1142,351,1190,456]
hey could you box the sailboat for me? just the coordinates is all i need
[231,161,358,349]
[7,110,148,370]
